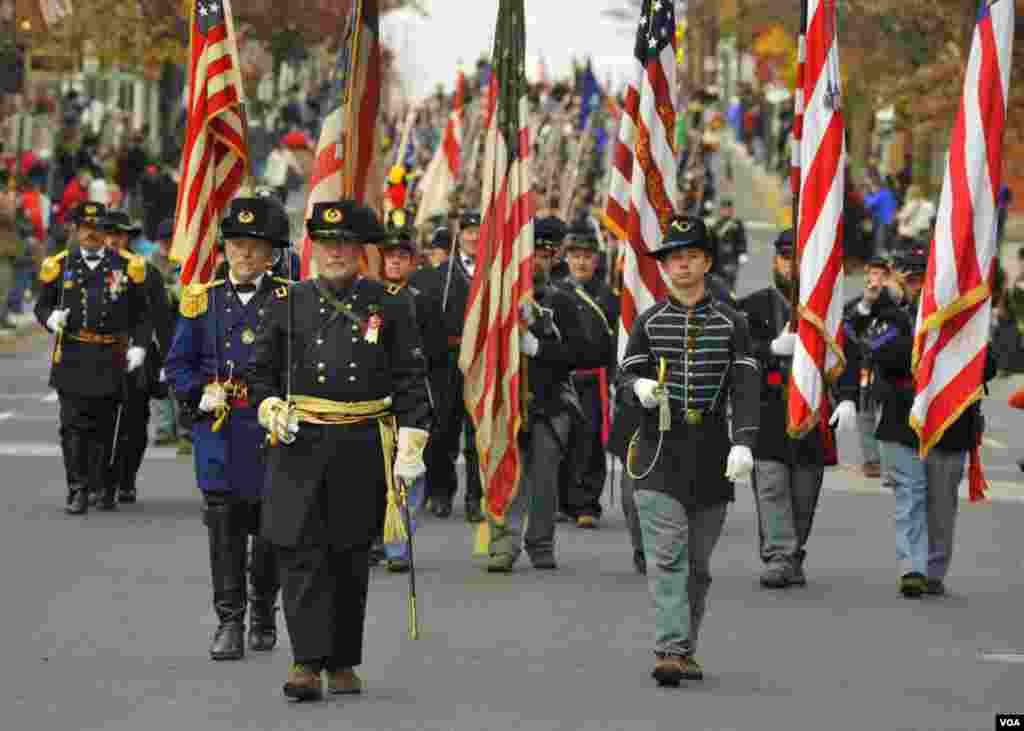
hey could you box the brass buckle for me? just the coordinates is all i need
[685,409,703,426]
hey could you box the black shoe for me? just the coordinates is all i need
[924,578,946,596]
[96,486,118,511]
[65,487,88,515]
[465,502,484,523]
[900,572,926,598]
[117,486,137,504]
[205,497,247,660]
[368,544,386,566]
[633,550,647,576]
[87,491,99,507]
[432,499,452,518]
[210,620,245,660]
[248,537,279,652]
[530,554,558,570]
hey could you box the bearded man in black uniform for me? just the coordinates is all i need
[35,202,152,514]
[247,200,431,701]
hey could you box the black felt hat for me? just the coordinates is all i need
[73,201,107,227]
[221,196,291,248]
[378,208,417,254]
[100,210,142,236]
[534,216,567,252]
[646,216,712,259]
[564,219,600,252]
[306,200,386,244]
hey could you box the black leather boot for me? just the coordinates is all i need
[117,475,137,504]
[90,442,117,511]
[205,496,246,660]
[248,536,279,652]
[66,484,88,515]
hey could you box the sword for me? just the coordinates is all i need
[398,477,420,640]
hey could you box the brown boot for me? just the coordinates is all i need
[652,653,686,687]
[282,665,322,701]
[326,668,363,695]
[682,655,705,681]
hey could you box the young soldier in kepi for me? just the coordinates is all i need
[247,200,431,701]
[378,208,435,573]
[867,248,995,598]
[422,225,452,269]
[100,211,174,505]
[617,215,760,686]
[410,210,484,522]
[710,199,749,291]
[486,216,605,573]
[740,229,860,589]
[557,219,618,529]
[35,202,152,514]
[164,196,290,660]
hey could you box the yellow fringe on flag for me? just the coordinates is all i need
[473,520,490,557]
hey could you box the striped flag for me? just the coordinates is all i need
[616,0,678,361]
[602,75,637,243]
[787,0,847,438]
[790,1,807,208]
[169,0,249,285]
[458,0,533,523]
[300,0,381,279]
[911,0,1015,492]
[413,65,466,228]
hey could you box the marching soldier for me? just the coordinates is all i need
[100,211,174,505]
[164,196,290,660]
[411,210,484,522]
[35,202,152,514]
[557,219,618,528]
[710,199,749,290]
[422,224,452,269]
[247,200,431,701]
[739,230,860,589]
[486,216,605,572]
[617,216,760,686]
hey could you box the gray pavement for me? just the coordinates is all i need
[1,154,1022,730]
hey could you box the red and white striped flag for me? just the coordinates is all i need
[911,0,1015,494]
[300,0,381,279]
[787,0,847,438]
[413,65,466,228]
[459,0,533,523]
[602,79,637,243]
[616,0,677,361]
[170,0,249,285]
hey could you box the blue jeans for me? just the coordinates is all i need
[879,441,965,578]
[384,475,425,561]
[634,490,728,656]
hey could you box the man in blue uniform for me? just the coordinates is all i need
[35,202,152,514]
[165,196,290,660]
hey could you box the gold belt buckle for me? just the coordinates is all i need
[685,409,703,426]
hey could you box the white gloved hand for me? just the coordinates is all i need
[158,368,167,383]
[46,308,70,332]
[770,331,798,357]
[519,301,537,326]
[199,384,227,413]
[829,400,858,433]
[258,397,299,444]
[520,331,540,357]
[125,346,146,373]
[738,253,750,265]
[394,426,429,483]
[725,445,754,481]
[633,378,661,409]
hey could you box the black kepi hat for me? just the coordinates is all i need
[646,215,712,259]
[221,196,291,248]
[306,200,386,243]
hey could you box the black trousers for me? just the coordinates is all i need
[109,376,150,489]
[563,375,606,518]
[425,360,482,507]
[58,392,119,493]
[277,542,371,669]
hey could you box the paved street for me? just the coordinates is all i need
[2,155,1023,730]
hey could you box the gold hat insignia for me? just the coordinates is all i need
[324,207,343,224]
[392,209,406,228]
[672,219,693,233]
[238,210,255,224]
[85,205,97,215]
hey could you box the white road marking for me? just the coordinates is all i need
[0,393,56,401]
[0,442,184,459]
[979,650,1024,664]
[0,412,13,421]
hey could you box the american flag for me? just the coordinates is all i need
[615,0,677,361]
[413,65,466,228]
[458,0,533,523]
[170,0,249,285]
[787,0,847,438]
[911,0,1015,497]
[300,0,381,279]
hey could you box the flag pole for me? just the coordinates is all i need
[788,0,807,332]
[343,0,366,200]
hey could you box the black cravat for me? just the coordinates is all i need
[83,253,101,262]
[234,283,257,294]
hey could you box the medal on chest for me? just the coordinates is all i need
[106,269,126,301]
[365,305,382,344]
[241,327,256,345]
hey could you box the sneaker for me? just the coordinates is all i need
[530,554,558,570]
[326,668,363,695]
[759,562,794,588]
[924,578,946,596]
[486,552,519,573]
[176,438,192,456]
[282,665,323,702]
[681,655,705,681]
[899,572,926,598]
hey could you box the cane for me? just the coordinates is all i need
[398,477,420,640]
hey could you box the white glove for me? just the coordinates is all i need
[770,331,797,357]
[725,445,754,481]
[46,308,70,332]
[520,331,539,357]
[125,346,146,373]
[829,400,858,433]
[158,368,167,383]
[393,426,429,483]
[738,253,750,265]
[633,378,661,409]
[258,397,299,444]
[199,384,227,413]
[519,301,536,326]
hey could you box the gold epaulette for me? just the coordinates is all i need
[385,283,404,296]
[271,276,294,286]
[121,250,147,284]
[179,279,225,319]
[39,251,68,284]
